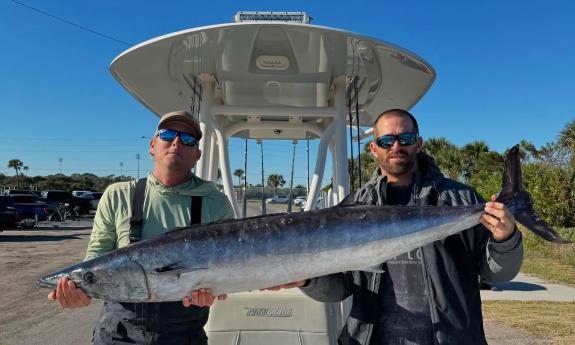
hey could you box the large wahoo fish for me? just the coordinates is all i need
[38,146,567,302]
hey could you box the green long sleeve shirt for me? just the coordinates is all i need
[85,173,235,260]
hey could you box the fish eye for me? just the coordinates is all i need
[83,271,97,284]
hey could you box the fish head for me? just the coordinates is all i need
[38,253,150,302]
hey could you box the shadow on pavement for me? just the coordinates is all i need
[36,226,91,231]
[0,234,84,242]
[493,281,547,291]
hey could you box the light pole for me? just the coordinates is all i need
[287,140,297,213]
[136,154,141,179]
[258,139,266,215]
[307,139,310,196]
[120,162,123,177]
[243,139,248,218]
[58,157,63,174]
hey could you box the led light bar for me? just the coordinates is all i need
[234,11,311,24]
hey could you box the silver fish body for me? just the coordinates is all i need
[39,204,484,302]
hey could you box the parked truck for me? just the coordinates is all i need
[0,195,52,228]
[40,190,91,216]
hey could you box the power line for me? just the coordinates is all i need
[10,0,133,47]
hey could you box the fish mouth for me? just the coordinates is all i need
[37,273,62,289]
[37,278,56,289]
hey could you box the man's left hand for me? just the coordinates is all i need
[182,288,227,307]
[480,195,516,242]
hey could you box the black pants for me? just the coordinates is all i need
[92,301,209,345]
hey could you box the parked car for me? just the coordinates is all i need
[40,190,91,215]
[9,194,52,222]
[293,196,307,206]
[0,196,18,229]
[299,197,324,211]
[0,195,44,228]
[72,190,93,197]
[265,195,290,204]
[10,194,39,204]
[79,192,104,210]
[4,189,40,196]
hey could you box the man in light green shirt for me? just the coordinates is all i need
[48,110,234,345]
[85,172,234,260]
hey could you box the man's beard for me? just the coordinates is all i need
[380,150,417,176]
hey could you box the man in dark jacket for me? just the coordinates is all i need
[269,109,521,345]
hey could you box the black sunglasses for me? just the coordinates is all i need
[375,132,418,149]
[157,129,198,147]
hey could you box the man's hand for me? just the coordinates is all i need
[47,276,92,309]
[261,280,307,291]
[480,195,516,242]
[182,288,227,307]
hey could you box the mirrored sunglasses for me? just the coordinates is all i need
[157,129,198,147]
[376,132,418,149]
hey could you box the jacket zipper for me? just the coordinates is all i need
[362,270,379,345]
[417,182,440,345]
[420,248,440,345]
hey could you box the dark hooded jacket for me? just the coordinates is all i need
[301,153,523,345]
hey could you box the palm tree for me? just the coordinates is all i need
[462,141,489,159]
[23,166,29,176]
[423,137,453,157]
[461,141,489,181]
[558,119,575,166]
[233,168,245,201]
[440,147,464,180]
[423,138,465,179]
[267,174,285,195]
[233,169,245,188]
[558,120,575,213]
[8,159,24,188]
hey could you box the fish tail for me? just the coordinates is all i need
[496,145,569,244]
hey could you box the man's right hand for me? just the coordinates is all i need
[261,280,307,291]
[48,276,92,309]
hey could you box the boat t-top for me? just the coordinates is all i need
[110,11,435,217]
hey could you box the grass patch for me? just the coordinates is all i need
[482,301,575,345]
[522,258,575,288]
[520,226,575,287]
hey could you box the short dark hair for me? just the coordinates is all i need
[373,109,419,136]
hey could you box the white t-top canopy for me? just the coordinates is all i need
[110,21,435,215]
[110,22,434,135]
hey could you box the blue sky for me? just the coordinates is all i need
[1,0,573,187]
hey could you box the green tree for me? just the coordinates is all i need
[423,139,463,180]
[558,119,575,166]
[461,141,489,181]
[7,159,24,188]
[423,137,452,157]
[321,179,333,193]
[267,174,285,195]
[233,169,245,188]
[466,150,504,200]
